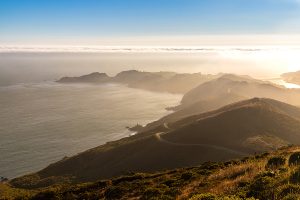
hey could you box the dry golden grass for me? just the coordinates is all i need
[207,161,265,195]
[177,177,205,200]
[0,183,34,200]
[177,160,267,199]
[205,146,300,196]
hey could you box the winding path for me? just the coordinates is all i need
[155,123,248,156]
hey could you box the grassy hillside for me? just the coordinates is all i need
[4,146,300,199]
[142,93,245,132]
[9,98,300,189]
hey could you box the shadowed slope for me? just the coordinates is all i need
[10,98,300,188]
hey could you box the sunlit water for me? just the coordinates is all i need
[268,79,300,89]
[0,83,181,178]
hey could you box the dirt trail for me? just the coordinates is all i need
[154,132,248,156]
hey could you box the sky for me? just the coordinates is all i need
[1,0,300,45]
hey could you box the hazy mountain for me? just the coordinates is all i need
[116,71,217,94]
[57,72,111,83]
[10,98,300,188]
[57,70,217,94]
[179,74,300,109]
[142,74,300,133]
[282,71,300,85]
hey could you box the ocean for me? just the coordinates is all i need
[0,82,181,178]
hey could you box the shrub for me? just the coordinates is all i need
[282,194,300,200]
[10,174,41,189]
[104,186,125,199]
[159,195,174,200]
[200,162,222,171]
[164,187,181,197]
[279,167,288,173]
[65,181,107,196]
[265,156,286,169]
[90,180,108,189]
[181,172,195,181]
[142,188,163,199]
[190,195,256,200]
[112,174,144,185]
[237,180,249,188]
[163,179,176,187]
[289,152,300,166]
[31,191,60,200]
[290,167,300,184]
[189,193,216,200]
[219,196,256,200]
[255,152,270,159]
[247,176,275,199]
[278,184,300,199]
[10,175,71,189]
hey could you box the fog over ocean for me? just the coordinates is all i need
[0,47,299,86]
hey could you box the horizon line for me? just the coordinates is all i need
[2,45,300,53]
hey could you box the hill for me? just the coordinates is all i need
[57,72,111,83]
[114,70,217,94]
[178,74,300,111]
[142,92,245,132]
[282,71,300,85]
[9,98,300,189]
[139,74,291,133]
[57,70,217,94]
[4,146,300,199]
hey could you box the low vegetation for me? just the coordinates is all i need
[289,152,300,166]
[3,146,300,199]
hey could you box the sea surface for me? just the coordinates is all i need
[0,82,181,178]
[268,79,300,89]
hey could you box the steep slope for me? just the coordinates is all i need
[10,98,300,188]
